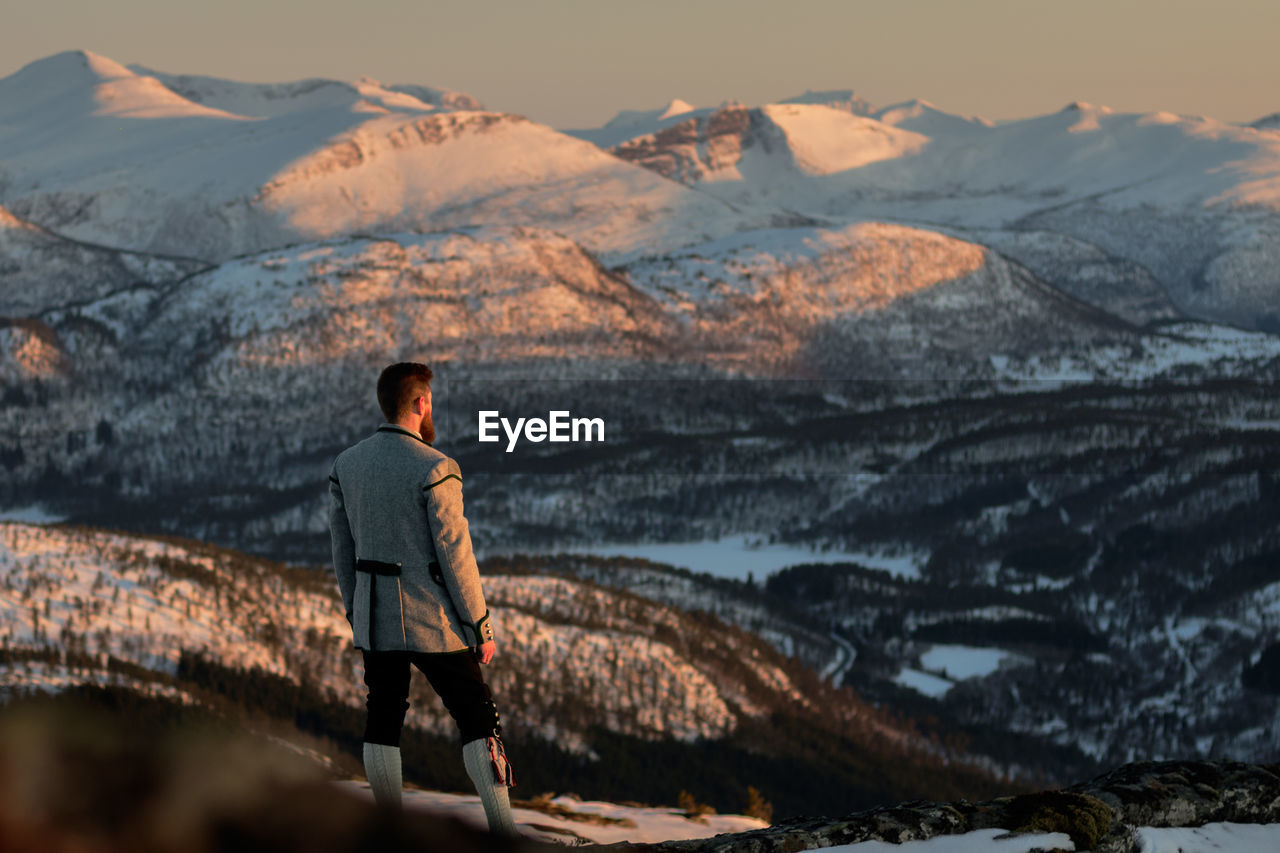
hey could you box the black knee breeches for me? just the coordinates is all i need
[362,649,503,747]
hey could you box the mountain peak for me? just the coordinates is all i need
[15,49,134,83]
[1250,112,1280,130]
[1061,100,1112,114]
[602,98,698,129]
[872,99,995,133]
[0,50,240,121]
[659,98,696,120]
[778,88,875,116]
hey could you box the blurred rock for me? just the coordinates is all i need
[0,703,555,853]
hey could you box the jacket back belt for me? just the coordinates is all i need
[355,559,402,576]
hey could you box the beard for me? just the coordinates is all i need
[420,412,437,445]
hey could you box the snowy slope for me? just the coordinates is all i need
[620,221,1144,376]
[872,99,994,138]
[0,522,809,747]
[0,51,240,121]
[0,51,747,263]
[125,227,673,383]
[129,64,484,117]
[0,203,204,316]
[962,227,1182,325]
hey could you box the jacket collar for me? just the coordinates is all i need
[377,423,432,446]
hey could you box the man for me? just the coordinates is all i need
[328,362,517,835]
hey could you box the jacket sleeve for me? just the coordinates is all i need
[423,457,492,645]
[327,464,356,626]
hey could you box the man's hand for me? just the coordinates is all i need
[476,640,496,665]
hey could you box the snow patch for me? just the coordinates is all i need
[509,534,898,582]
[919,645,1019,680]
[0,506,67,524]
[1136,822,1280,853]
[895,667,954,698]
[827,828,1075,852]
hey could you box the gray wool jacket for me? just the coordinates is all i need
[328,423,493,653]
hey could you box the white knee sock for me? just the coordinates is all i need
[363,742,403,809]
[462,737,518,836]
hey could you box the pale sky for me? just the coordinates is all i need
[4,0,1278,128]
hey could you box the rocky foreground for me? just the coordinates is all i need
[1,698,1278,852]
[620,761,1280,852]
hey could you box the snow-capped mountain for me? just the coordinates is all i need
[609,103,930,191]
[6,50,1280,328]
[594,96,1280,219]
[587,96,1280,329]
[0,51,748,263]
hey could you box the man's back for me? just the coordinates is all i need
[329,423,490,654]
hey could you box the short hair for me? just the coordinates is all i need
[376,362,433,421]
